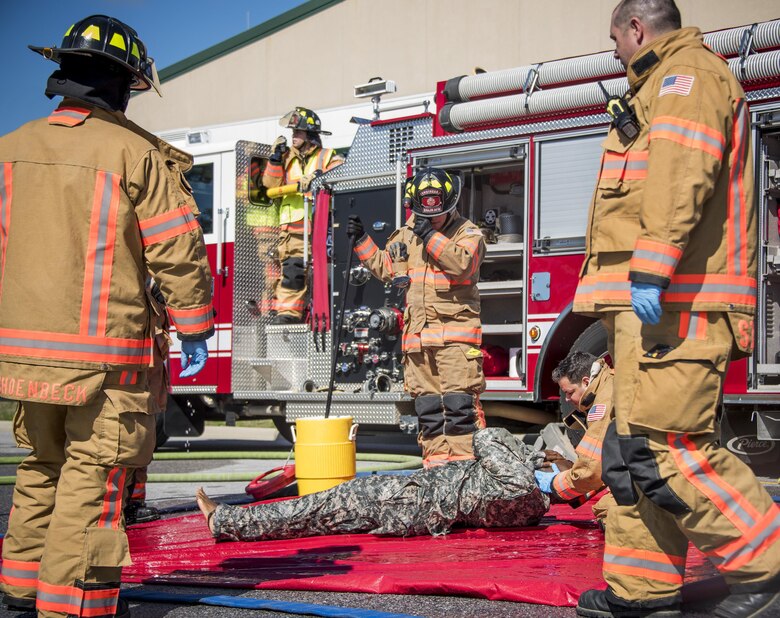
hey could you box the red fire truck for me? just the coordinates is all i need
[161,19,780,474]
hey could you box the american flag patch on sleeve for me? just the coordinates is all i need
[587,403,607,423]
[659,74,694,97]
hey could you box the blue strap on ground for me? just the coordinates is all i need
[120,589,420,618]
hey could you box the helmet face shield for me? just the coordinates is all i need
[29,14,162,97]
[279,107,332,135]
[141,56,162,95]
[408,168,461,218]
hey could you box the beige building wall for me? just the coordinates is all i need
[128,0,779,133]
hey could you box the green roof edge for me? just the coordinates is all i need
[158,0,345,83]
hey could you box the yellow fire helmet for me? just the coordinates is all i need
[279,107,332,135]
[407,167,462,218]
[29,14,161,96]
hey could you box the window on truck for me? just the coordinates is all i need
[184,162,215,235]
[246,156,273,206]
[534,131,605,253]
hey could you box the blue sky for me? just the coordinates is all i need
[0,1,308,135]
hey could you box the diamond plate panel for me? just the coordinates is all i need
[232,140,274,395]
[250,358,308,391]
[287,400,412,425]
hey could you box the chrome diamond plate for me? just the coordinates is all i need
[232,140,275,394]
[287,399,413,425]
[747,85,780,103]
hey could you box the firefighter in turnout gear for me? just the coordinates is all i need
[196,428,548,541]
[573,2,780,617]
[537,351,614,517]
[261,107,343,325]
[124,280,171,526]
[0,15,213,617]
[244,159,281,316]
[348,168,487,467]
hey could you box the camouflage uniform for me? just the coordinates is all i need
[210,428,548,541]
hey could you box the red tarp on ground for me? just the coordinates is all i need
[119,501,720,607]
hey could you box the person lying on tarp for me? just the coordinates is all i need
[196,427,549,541]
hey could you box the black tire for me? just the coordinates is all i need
[571,320,609,359]
[558,321,610,430]
[155,413,169,449]
[272,416,294,444]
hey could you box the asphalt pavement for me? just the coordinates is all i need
[0,422,725,617]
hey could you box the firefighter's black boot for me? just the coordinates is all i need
[114,597,131,617]
[576,588,682,617]
[714,590,780,617]
[269,314,300,326]
[2,593,35,611]
[415,394,447,467]
[124,501,160,525]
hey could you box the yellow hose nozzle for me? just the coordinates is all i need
[266,183,300,198]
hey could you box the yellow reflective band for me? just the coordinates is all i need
[466,347,481,357]
[64,25,74,37]
[82,25,100,41]
[109,33,126,51]
[419,180,430,189]
[430,178,442,188]
[131,42,140,60]
[445,180,452,191]
[307,117,315,125]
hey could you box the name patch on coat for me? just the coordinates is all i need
[659,74,694,97]
[587,403,607,423]
[0,376,88,405]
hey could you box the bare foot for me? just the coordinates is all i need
[196,487,218,535]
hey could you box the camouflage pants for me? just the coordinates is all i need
[210,428,549,543]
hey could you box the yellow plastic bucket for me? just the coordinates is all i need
[292,415,357,495]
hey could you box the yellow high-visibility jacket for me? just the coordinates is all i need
[574,28,756,320]
[262,145,343,225]
[0,99,213,375]
[355,213,485,353]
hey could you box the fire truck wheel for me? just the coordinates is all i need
[272,416,294,444]
[559,321,609,447]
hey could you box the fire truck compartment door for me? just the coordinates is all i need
[535,131,605,251]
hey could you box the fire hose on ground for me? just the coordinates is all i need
[120,588,420,618]
[0,451,422,485]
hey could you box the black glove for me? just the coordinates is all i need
[388,241,408,261]
[412,216,435,244]
[269,137,288,164]
[347,214,365,240]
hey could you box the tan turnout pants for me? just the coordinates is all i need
[405,342,486,465]
[601,310,780,604]
[252,226,281,315]
[1,376,155,617]
[274,223,308,319]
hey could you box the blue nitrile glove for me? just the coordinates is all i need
[534,463,560,494]
[630,282,663,325]
[179,340,208,378]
